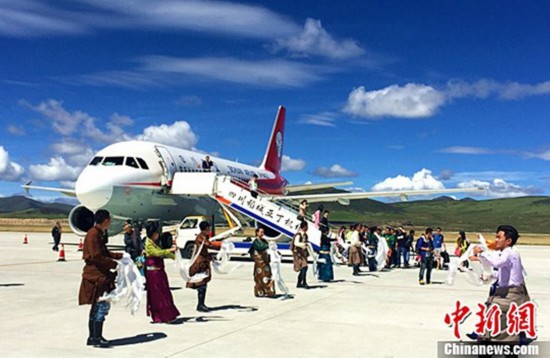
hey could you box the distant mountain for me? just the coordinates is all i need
[432,196,457,202]
[51,197,79,206]
[1,194,549,234]
[0,196,74,217]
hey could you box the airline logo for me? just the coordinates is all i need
[275,131,283,159]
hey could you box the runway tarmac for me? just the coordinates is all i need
[1,231,549,357]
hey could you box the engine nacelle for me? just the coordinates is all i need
[68,205,95,236]
[69,205,127,236]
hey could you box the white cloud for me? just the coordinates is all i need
[281,155,305,172]
[313,164,357,178]
[458,179,540,198]
[344,79,550,119]
[78,71,163,90]
[59,180,76,189]
[451,171,539,183]
[88,0,299,39]
[273,18,364,59]
[0,0,299,39]
[344,84,445,118]
[136,56,322,88]
[524,149,550,161]
[446,79,550,100]
[372,168,444,191]
[438,169,454,181]
[28,156,81,181]
[21,99,88,135]
[176,95,202,107]
[0,1,89,38]
[137,121,198,149]
[49,140,95,167]
[299,112,337,127]
[440,146,550,162]
[344,186,366,193]
[439,146,494,155]
[6,124,25,135]
[0,146,25,181]
[22,99,134,143]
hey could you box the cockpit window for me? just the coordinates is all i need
[125,157,140,169]
[89,156,103,166]
[136,158,149,170]
[103,156,124,166]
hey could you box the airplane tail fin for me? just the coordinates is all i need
[259,106,286,176]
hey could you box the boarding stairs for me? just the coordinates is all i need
[170,172,322,249]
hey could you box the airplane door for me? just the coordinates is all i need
[155,146,177,186]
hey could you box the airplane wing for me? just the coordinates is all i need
[272,187,485,205]
[284,181,353,193]
[22,181,77,197]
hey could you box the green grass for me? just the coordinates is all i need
[0,209,68,219]
[323,196,550,234]
[2,196,550,234]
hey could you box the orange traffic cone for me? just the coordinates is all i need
[57,244,66,262]
[23,234,28,244]
[77,238,83,251]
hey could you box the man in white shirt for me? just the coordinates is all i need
[470,225,531,343]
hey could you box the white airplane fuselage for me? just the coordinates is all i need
[71,141,285,234]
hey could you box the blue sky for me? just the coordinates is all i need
[1,0,549,201]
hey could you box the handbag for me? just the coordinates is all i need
[454,247,461,257]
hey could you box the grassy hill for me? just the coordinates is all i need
[0,196,72,219]
[1,194,549,234]
[323,195,550,234]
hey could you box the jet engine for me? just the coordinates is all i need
[69,205,127,236]
[68,205,95,236]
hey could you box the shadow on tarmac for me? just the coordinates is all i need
[109,332,167,346]
[299,284,327,290]
[207,304,258,312]
[165,316,229,325]
[327,278,374,283]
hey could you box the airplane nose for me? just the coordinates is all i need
[75,170,113,210]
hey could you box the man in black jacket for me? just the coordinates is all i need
[51,221,62,251]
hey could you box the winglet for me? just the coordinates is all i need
[23,180,32,194]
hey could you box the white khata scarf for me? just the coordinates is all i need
[99,253,145,315]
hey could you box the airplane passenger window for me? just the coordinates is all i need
[89,156,103,166]
[136,158,149,170]
[103,156,124,166]
[125,157,140,169]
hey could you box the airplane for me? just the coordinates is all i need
[23,106,483,237]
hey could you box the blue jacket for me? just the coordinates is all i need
[416,236,434,259]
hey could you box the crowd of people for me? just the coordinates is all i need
[76,206,533,350]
